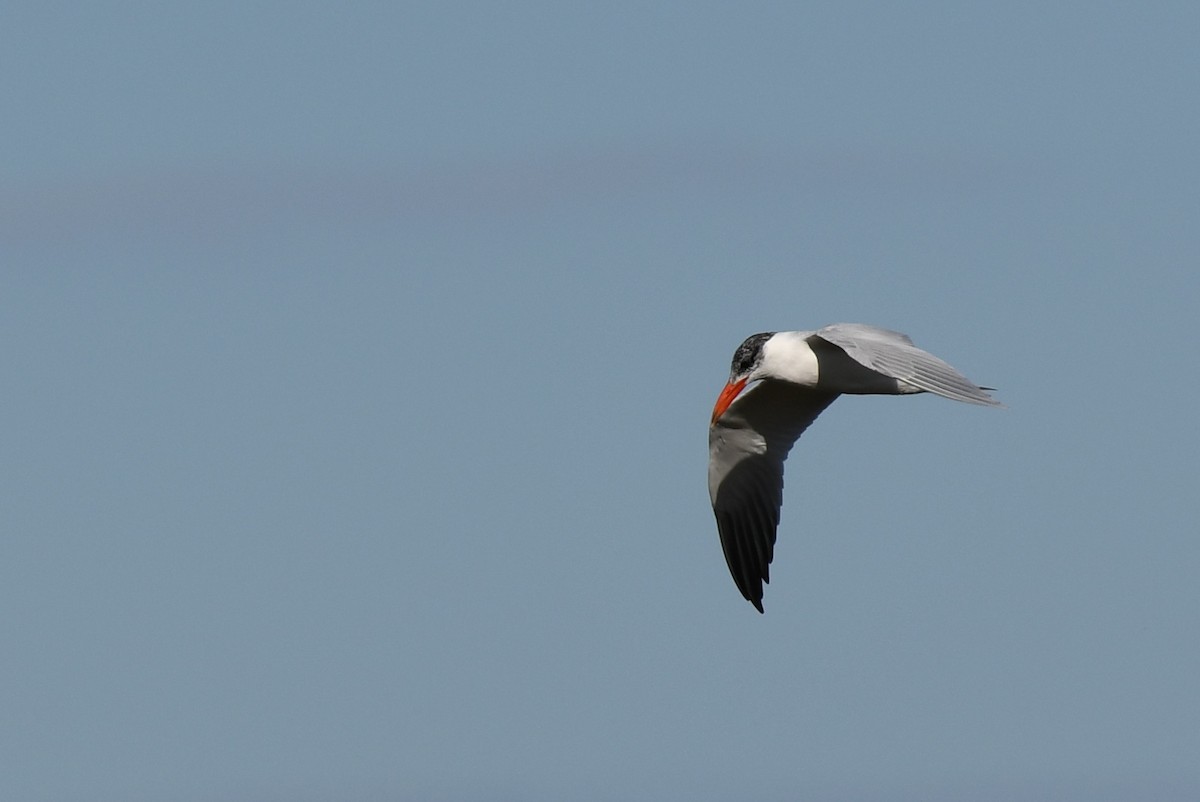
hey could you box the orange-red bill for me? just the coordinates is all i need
[710,378,748,425]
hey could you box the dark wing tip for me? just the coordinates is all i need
[749,574,767,613]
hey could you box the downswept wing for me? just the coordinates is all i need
[814,323,1001,406]
[708,379,838,612]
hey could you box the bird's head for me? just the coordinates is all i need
[711,332,775,425]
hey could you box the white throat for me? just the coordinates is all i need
[760,331,820,386]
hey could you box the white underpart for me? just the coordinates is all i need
[758,331,819,385]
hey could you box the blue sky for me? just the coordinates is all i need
[3,3,1198,800]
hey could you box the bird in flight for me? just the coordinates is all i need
[708,323,1001,612]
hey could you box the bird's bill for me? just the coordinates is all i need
[710,378,748,425]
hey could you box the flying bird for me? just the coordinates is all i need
[708,323,1001,612]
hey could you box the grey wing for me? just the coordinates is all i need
[815,323,1002,406]
[708,380,839,612]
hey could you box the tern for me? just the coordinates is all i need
[709,323,1001,612]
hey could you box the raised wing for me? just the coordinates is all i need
[708,380,838,612]
[814,323,1001,406]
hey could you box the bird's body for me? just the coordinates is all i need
[708,324,1000,612]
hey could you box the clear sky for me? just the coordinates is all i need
[3,3,1198,800]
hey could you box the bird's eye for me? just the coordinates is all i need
[731,332,773,376]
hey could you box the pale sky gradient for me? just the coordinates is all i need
[3,3,1198,800]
